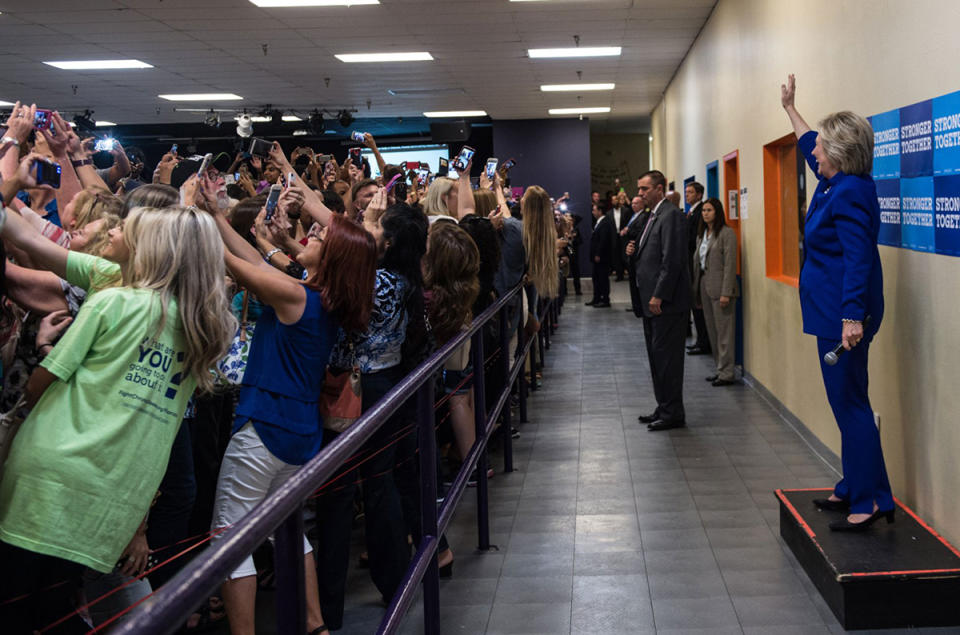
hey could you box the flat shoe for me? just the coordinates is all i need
[705,375,718,382]
[637,412,659,424]
[711,378,736,386]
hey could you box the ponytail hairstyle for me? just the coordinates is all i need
[424,222,480,344]
[307,214,377,332]
[520,185,559,299]
[122,206,237,393]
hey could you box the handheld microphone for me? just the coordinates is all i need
[823,315,871,366]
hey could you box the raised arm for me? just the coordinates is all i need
[457,158,476,219]
[0,154,71,278]
[0,102,36,182]
[363,133,387,174]
[40,112,83,227]
[781,74,812,139]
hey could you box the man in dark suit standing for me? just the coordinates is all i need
[626,170,691,430]
[621,195,648,316]
[684,181,712,356]
[586,202,615,307]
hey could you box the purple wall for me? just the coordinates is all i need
[492,118,593,275]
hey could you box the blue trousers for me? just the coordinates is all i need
[816,337,893,514]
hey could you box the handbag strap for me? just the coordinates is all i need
[239,290,250,343]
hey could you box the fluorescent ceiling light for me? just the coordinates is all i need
[159,93,243,101]
[250,0,378,5]
[44,59,153,70]
[548,107,611,115]
[529,47,621,59]
[95,121,116,127]
[423,110,487,118]
[282,115,302,121]
[541,83,615,92]
[0,100,14,106]
[336,52,433,63]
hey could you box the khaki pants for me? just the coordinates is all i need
[700,278,736,381]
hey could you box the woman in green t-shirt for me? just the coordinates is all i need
[0,152,236,634]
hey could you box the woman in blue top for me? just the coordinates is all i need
[315,199,430,631]
[781,75,893,531]
[200,173,378,635]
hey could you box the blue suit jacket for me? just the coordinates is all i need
[798,131,884,340]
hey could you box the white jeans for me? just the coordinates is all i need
[211,422,311,580]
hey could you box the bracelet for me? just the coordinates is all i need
[263,248,282,262]
[71,158,93,168]
[1,136,19,147]
[841,318,862,324]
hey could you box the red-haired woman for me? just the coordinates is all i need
[199,175,378,635]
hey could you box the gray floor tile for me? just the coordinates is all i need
[571,574,655,633]
[647,568,728,600]
[493,575,573,604]
[572,549,646,576]
[486,601,572,635]
[732,593,828,627]
[651,596,741,630]
[500,551,574,577]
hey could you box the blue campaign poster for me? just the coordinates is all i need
[900,177,935,252]
[875,179,901,247]
[871,109,900,179]
[933,90,960,176]
[899,100,932,177]
[934,175,960,256]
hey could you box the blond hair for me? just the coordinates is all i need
[80,213,123,258]
[473,189,497,218]
[73,189,124,229]
[818,111,874,176]
[521,186,559,299]
[422,177,456,217]
[123,206,237,393]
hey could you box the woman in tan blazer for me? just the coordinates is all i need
[692,198,739,385]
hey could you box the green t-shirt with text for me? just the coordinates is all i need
[0,253,196,572]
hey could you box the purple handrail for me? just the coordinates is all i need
[113,282,552,635]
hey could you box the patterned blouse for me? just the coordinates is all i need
[329,269,409,373]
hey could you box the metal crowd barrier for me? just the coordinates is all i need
[114,281,557,635]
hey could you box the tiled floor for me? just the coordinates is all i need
[332,283,958,635]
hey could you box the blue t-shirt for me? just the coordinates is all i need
[234,287,337,465]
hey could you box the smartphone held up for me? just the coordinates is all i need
[33,158,62,189]
[264,183,283,222]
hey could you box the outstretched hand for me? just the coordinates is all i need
[781,74,796,109]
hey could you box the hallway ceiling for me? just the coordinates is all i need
[0,0,716,125]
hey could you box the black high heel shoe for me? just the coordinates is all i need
[439,561,453,578]
[829,508,895,532]
[813,498,849,512]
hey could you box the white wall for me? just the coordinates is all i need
[651,0,960,541]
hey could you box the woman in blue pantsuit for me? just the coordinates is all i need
[781,75,894,531]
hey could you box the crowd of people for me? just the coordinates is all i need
[0,102,570,634]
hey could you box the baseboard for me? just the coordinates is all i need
[742,371,843,477]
